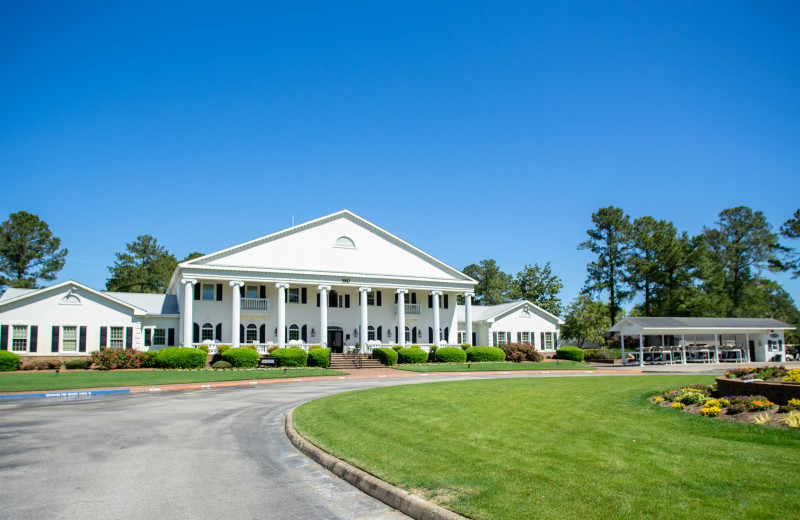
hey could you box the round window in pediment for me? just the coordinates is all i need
[334,236,356,249]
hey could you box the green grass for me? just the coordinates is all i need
[0,368,347,392]
[294,376,800,520]
[393,361,593,372]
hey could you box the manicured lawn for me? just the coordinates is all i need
[393,361,592,372]
[294,376,800,520]
[0,368,347,392]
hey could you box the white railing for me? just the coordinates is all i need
[241,298,270,312]
[191,342,275,354]
[393,303,422,315]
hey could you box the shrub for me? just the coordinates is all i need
[428,345,439,362]
[216,344,231,355]
[781,411,800,429]
[37,360,62,370]
[211,360,232,369]
[267,345,279,354]
[461,344,471,350]
[752,413,771,425]
[500,342,542,362]
[372,347,398,366]
[307,347,331,368]
[466,346,505,362]
[64,358,92,370]
[788,398,800,409]
[583,348,622,360]
[435,347,467,363]
[784,369,800,383]
[0,351,20,371]
[398,347,428,364]
[154,347,207,369]
[221,347,260,368]
[196,344,209,354]
[271,347,308,367]
[727,403,747,415]
[392,345,403,353]
[91,349,158,370]
[555,347,585,362]
[746,399,775,411]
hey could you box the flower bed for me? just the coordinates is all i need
[716,366,800,405]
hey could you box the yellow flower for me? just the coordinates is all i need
[672,402,685,409]
[654,396,665,403]
[700,406,722,417]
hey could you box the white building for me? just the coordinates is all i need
[0,210,490,358]
[456,300,562,353]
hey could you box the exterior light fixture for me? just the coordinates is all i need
[354,328,358,337]
[387,329,392,338]
[311,328,316,337]
[274,327,278,336]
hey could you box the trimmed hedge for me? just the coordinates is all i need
[556,346,585,362]
[271,347,308,367]
[428,345,439,362]
[398,347,428,364]
[221,347,260,368]
[155,347,207,369]
[372,347,398,366]
[64,358,93,370]
[466,346,505,362]
[0,351,20,372]
[307,347,331,368]
[211,360,232,369]
[391,345,403,353]
[435,347,467,363]
[583,348,622,360]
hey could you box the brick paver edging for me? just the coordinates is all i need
[285,408,467,520]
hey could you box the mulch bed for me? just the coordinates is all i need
[650,397,796,430]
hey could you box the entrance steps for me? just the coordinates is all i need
[329,353,384,370]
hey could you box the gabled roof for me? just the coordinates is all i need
[0,280,150,316]
[610,317,795,332]
[457,300,563,324]
[105,292,179,315]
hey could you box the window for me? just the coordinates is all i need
[458,331,467,344]
[109,327,124,349]
[12,325,28,352]
[367,292,374,306]
[521,332,530,344]
[201,323,214,342]
[368,326,375,341]
[544,332,554,350]
[62,326,77,352]
[153,328,166,346]
[288,288,300,303]
[768,340,782,352]
[439,328,444,341]
[497,332,507,345]
[328,290,339,308]
[246,324,258,343]
[405,327,410,344]
[289,324,300,341]
[246,286,258,299]
[334,236,355,249]
[202,284,214,300]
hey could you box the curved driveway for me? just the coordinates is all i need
[0,371,695,520]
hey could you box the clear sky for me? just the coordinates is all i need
[1,1,799,309]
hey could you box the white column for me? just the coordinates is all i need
[359,287,371,353]
[714,334,719,364]
[745,333,750,363]
[620,333,625,366]
[397,289,407,347]
[465,292,473,346]
[318,285,330,348]
[639,334,644,367]
[276,283,289,349]
[181,278,197,347]
[230,280,244,348]
[681,334,687,365]
[431,291,441,345]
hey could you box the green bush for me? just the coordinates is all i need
[583,348,622,360]
[155,347,207,369]
[211,360,232,369]
[196,344,209,354]
[216,344,231,355]
[461,344,471,350]
[435,347,467,363]
[392,345,403,353]
[221,347,260,368]
[466,346,506,362]
[64,358,93,370]
[373,347,398,366]
[0,351,21,372]
[91,349,156,370]
[307,347,331,368]
[398,347,428,364]
[428,345,439,362]
[556,347,585,362]
[271,347,308,367]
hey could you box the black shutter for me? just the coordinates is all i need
[80,325,87,352]
[216,283,223,301]
[493,332,498,347]
[260,285,266,299]
[428,295,433,308]
[317,293,320,307]
[301,288,307,304]
[0,324,7,350]
[554,333,559,349]
[216,323,222,341]
[100,326,107,347]
[259,324,265,343]
[194,284,201,300]
[51,326,59,352]
[541,332,545,349]
[517,332,521,342]
[395,293,398,304]
[284,289,288,303]
[240,324,245,343]
[377,291,382,306]
[412,327,417,343]
[444,327,449,342]
[168,328,175,346]
[193,323,200,343]
[29,325,38,353]
[301,325,307,342]
[239,285,244,298]
[530,332,535,347]
[144,329,152,346]
[395,326,398,342]
[411,292,417,304]
[444,295,449,308]
[472,332,477,346]
[125,327,132,350]
[345,295,350,308]
[377,326,382,341]
[428,327,433,343]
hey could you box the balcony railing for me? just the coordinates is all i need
[394,303,421,315]
[241,297,270,312]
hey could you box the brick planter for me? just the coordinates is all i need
[716,376,800,405]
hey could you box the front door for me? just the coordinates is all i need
[749,340,756,362]
[328,328,344,353]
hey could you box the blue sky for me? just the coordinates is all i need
[1,1,799,308]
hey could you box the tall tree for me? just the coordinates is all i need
[512,262,563,316]
[462,259,514,305]
[560,294,611,348]
[578,206,632,325]
[0,211,68,289]
[626,216,664,317]
[776,209,800,278]
[106,235,177,293]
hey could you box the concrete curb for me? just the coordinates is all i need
[284,408,467,520]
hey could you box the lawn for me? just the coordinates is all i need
[0,368,347,392]
[294,375,800,520]
[394,361,593,372]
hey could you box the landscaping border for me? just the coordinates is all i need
[716,377,800,405]
[284,408,466,520]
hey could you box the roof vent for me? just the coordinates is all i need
[334,236,355,249]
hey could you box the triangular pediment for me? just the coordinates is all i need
[183,211,473,283]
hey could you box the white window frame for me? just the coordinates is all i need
[289,324,300,341]
[12,325,28,352]
[201,323,214,342]
[109,326,124,349]
[62,326,78,352]
[768,340,781,352]
[202,284,215,301]
[246,324,258,343]
[458,331,467,344]
[246,286,258,299]
[497,331,507,346]
[152,328,166,346]
[521,332,530,345]
[405,327,410,343]
[288,288,300,304]
[544,332,554,350]
[367,292,375,306]
[439,328,444,341]
[368,325,375,341]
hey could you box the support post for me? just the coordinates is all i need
[359,287,371,353]
[639,334,644,367]
[620,333,625,366]
[465,292,473,346]
[745,333,750,363]
[276,283,289,349]
[318,285,330,348]
[396,289,407,347]
[181,279,197,347]
[431,291,441,345]
[230,280,244,348]
[681,334,687,365]
[714,334,719,364]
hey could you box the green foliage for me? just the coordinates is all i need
[462,259,514,305]
[434,347,467,363]
[0,211,68,289]
[582,348,621,360]
[211,360,232,369]
[372,347,398,366]
[105,235,177,293]
[216,345,231,355]
[307,347,331,368]
[560,294,611,348]
[271,347,308,367]
[154,347,207,369]
[64,358,93,370]
[500,342,543,362]
[91,349,157,369]
[0,350,21,371]
[427,344,438,362]
[555,346,585,362]
[466,346,505,362]
[397,347,428,364]
[220,347,259,368]
[511,262,563,316]
[391,345,403,353]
